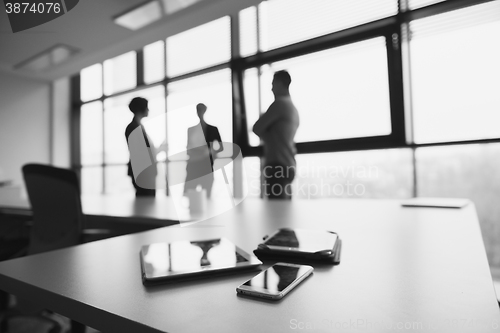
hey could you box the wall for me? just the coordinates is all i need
[0,72,50,186]
[51,77,71,168]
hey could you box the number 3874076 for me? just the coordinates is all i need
[5,2,61,14]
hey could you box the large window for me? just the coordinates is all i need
[244,37,392,145]
[80,101,103,167]
[238,6,258,57]
[79,84,166,194]
[166,69,232,155]
[166,17,231,77]
[294,149,413,199]
[80,101,104,195]
[416,143,500,267]
[103,86,166,164]
[166,69,233,196]
[79,17,231,195]
[103,51,137,96]
[410,1,500,143]
[80,64,102,102]
[144,41,165,84]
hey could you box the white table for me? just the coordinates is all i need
[0,198,498,332]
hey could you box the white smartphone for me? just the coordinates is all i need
[236,263,313,300]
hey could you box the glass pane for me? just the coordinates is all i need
[166,17,231,77]
[141,87,167,150]
[416,143,500,269]
[166,69,232,157]
[80,101,103,166]
[247,38,391,144]
[104,165,134,195]
[410,1,500,143]
[103,51,137,95]
[409,0,446,10]
[80,64,102,102]
[243,68,260,146]
[294,149,413,199]
[144,40,165,84]
[81,166,103,194]
[239,6,258,57]
[104,85,166,164]
[103,100,132,165]
[258,0,397,52]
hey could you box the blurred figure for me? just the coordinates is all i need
[253,70,300,199]
[125,97,157,197]
[184,103,222,198]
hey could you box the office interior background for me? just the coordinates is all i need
[0,0,499,272]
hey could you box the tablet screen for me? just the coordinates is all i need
[141,238,261,281]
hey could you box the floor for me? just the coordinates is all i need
[0,308,100,333]
[0,218,100,332]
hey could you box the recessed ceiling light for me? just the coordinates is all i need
[114,0,205,31]
[15,44,79,72]
[114,0,163,31]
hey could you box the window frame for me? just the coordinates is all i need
[234,18,406,156]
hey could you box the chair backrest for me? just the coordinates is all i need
[22,164,83,254]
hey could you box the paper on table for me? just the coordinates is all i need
[401,197,470,209]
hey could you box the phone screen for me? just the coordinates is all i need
[242,264,312,293]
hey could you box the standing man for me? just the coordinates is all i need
[184,103,222,198]
[125,97,157,197]
[253,70,300,199]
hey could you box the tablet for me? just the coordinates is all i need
[140,238,262,284]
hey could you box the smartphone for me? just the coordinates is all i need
[262,228,338,254]
[236,263,313,300]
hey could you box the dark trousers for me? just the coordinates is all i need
[184,161,215,198]
[131,176,155,197]
[263,164,295,200]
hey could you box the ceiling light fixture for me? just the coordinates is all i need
[161,0,203,15]
[113,0,163,31]
[15,44,79,72]
[114,0,205,31]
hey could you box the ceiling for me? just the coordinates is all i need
[0,0,259,82]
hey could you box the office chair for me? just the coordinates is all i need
[0,164,114,333]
